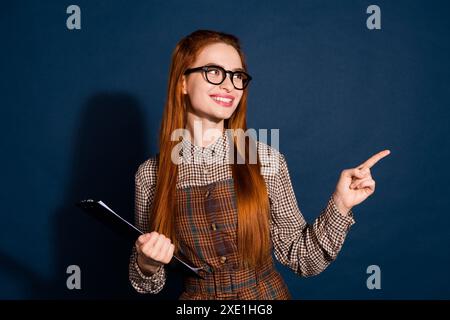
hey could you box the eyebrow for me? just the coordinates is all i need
[205,63,245,72]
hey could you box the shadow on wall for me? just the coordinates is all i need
[49,92,185,299]
[0,93,184,299]
[48,93,182,299]
[53,93,185,299]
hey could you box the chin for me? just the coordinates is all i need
[214,110,235,121]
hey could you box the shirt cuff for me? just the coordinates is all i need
[326,195,356,233]
[134,259,165,282]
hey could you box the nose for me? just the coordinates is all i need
[219,73,234,91]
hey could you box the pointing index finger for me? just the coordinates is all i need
[358,149,391,169]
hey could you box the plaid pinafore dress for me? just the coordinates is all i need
[175,177,291,300]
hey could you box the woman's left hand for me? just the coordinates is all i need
[332,150,391,215]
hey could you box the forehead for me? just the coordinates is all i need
[194,42,243,69]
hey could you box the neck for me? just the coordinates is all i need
[185,111,224,148]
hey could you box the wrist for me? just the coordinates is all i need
[332,192,352,216]
[137,255,161,276]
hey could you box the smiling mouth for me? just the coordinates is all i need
[210,95,234,107]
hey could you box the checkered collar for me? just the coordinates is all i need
[178,129,230,163]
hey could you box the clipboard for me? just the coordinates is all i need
[76,199,205,278]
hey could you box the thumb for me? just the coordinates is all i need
[342,168,363,179]
[353,168,367,179]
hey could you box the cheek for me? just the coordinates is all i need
[186,80,244,113]
[235,93,243,105]
[231,93,243,111]
[188,87,214,111]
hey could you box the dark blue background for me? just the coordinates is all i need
[1,0,449,299]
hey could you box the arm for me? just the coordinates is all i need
[128,161,166,294]
[270,154,355,277]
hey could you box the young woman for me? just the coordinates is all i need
[128,29,390,300]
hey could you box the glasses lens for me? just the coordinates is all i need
[205,66,225,84]
[204,66,250,89]
[232,72,250,89]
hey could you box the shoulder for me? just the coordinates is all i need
[135,155,158,188]
[255,140,287,204]
[256,140,286,177]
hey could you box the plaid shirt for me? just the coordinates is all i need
[129,131,355,295]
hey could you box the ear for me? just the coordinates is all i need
[182,75,187,95]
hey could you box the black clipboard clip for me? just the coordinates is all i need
[76,199,206,279]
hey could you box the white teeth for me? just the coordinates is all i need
[211,96,232,103]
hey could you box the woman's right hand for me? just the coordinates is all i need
[135,232,175,276]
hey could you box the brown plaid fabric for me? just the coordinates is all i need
[129,131,355,299]
[176,178,291,299]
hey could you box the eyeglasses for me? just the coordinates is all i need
[183,65,252,90]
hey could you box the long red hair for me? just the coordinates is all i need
[150,30,270,268]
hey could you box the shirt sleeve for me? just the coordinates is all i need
[270,153,356,277]
[128,162,167,294]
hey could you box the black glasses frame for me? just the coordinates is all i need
[183,65,252,90]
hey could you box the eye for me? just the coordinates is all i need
[207,67,221,76]
[233,72,245,80]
